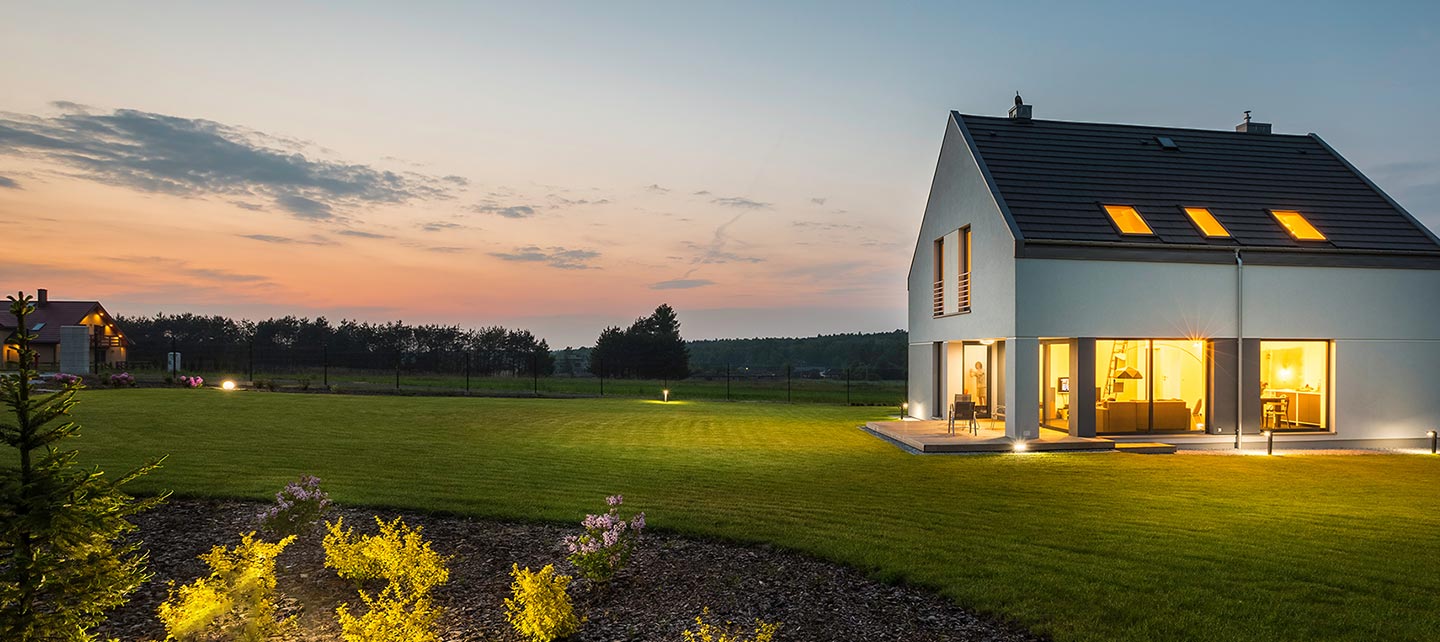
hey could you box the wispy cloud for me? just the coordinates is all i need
[0,103,462,220]
[489,245,600,270]
[106,255,270,284]
[237,233,334,246]
[0,175,19,189]
[471,203,538,218]
[793,220,860,231]
[335,229,391,239]
[425,246,467,253]
[644,183,671,194]
[692,190,711,196]
[712,196,770,209]
[650,278,715,290]
[810,197,827,205]
[685,213,763,265]
[419,221,464,232]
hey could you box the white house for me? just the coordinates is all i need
[907,97,1440,448]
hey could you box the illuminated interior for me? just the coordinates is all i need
[1103,205,1154,235]
[1094,339,1207,433]
[1270,210,1327,241]
[1183,207,1231,238]
[1040,341,1071,430]
[1260,340,1329,431]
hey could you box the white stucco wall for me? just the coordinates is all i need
[1013,257,1440,440]
[907,115,1017,345]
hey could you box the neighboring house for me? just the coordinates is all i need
[1,289,130,373]
[908,97,1440,447]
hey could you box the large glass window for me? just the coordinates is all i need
[1260,341,1329,431]
[1041,342,1071,431]
[1095,339,1207,434]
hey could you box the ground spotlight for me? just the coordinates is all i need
[900,401,909,419]
[1013,441,1028,452]
[662,389,670,403]
[1263,430,1274,456]
[221,380,237,391]
[1428,430,1437,455]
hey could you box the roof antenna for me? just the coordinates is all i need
[1243,110,1252,124]
[1015,92,1024,107]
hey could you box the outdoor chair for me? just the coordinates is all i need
[949,399,978,436]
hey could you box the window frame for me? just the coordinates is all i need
[1099,203,1156,236]
[1179,206,1232,239]
[1269,209,1328,241]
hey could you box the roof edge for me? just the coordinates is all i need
[952,111,1024,241]
[1307,133,1440,249]
[956,112,1317,139]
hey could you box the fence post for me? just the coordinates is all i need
[394,351,400,390]
[598,357,604,396]
[726,364,731,401]
[169,335,177,379]
[532,352,539,396]
[247,340,253,383]
[846,366,851,405]
[323,343,329,389]
[787,364,792,403]
[465,350,471,394]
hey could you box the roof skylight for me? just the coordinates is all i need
[1103,205,1154,235]
[1270,210,1327,241]
[1183,207,1230,238]
[1155,136,1179,151]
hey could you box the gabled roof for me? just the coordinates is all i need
[955,112,1440,263]
[0,300,125,345]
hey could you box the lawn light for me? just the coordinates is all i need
[1013,440,1028,452]
[900,401,909,419]
[1263,430,1274,456]
[662,389,670,403]
[1428,430,1437,455]
[221,380,237,391]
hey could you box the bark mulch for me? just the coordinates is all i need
[97,499,1043,642]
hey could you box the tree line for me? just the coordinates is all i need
[116,314,556,375]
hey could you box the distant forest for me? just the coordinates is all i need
[114,312,907,380]
[554,330,906,380]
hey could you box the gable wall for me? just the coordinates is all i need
[908,115,1017,344]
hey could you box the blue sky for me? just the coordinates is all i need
[1,1,1436,345]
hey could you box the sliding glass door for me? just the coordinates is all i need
[1095,339,1207,434]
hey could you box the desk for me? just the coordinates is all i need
[1271,389,1323,427]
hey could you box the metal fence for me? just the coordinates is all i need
[103,342,905,406]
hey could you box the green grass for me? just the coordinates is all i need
[71,389,1440,642]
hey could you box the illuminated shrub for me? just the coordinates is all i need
[322,516,449,593]
[258,475,330,537]
[156,532,296,641]
[681,608,781,642]
[335,584,442,642]
[563,494,645,583]
[108,372,135,387]
[177,375,204,388]
[504,564,579,642]
[324,516,450,642]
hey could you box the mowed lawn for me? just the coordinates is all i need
[72,389,1440,642]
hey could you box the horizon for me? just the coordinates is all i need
[4,2,1438,347]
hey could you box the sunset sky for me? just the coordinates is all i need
[3,2,1438,347]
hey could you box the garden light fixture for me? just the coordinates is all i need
[221,380,237,391]
[1013,441,1028,452]
[900,401,909,419]
[662,389,670,403]
[1263,430,1274,456]
[1429,430,1437,455]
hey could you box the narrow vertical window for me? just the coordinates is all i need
[958,227,972,313]
[932,237,944,317]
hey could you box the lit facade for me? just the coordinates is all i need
[907,103,1440,447]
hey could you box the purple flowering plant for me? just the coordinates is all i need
[109,372,135,387]
[177,375,204,388]
[563,494,646,583]
[50,372,83,387]
[258,474,331,537]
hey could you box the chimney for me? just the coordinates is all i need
[37,288,47,304]
[1236,110,1271,134]
[1008,92,1032,122]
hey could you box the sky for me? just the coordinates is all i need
[2,1,1438,347]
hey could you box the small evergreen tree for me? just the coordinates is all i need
[0,292,166,641]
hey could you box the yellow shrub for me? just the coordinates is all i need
[336,584,442,642]
[681,608,780,642]
[504,564,580,642]
[157,532,296,641]
[323,516,450,594]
